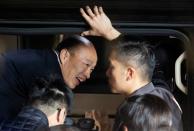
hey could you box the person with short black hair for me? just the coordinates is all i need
[107,39,156,94]
[116,94,173,131]
[80,6,182,131]
[0,76,68,131]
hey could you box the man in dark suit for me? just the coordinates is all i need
[0,35,97,120]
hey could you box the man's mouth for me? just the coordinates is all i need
[75,78,80,86]
[75,77,85,86]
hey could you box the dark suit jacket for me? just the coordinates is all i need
[0,106,50,131]
[0,49,73,120]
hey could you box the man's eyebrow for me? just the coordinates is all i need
[86,59,97,68]
[82,58,91,63]
[84,58,96,64]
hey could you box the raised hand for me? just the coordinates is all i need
[80,6,120,41]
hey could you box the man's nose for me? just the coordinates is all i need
[84,68,91,79]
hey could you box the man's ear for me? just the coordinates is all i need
[57,108,66,123]
[59,49,70,64]
[56,109,61,122]
[126,66,135,81]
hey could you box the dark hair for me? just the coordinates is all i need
[116,94,173,131]
[28,76,68,115]
[110,35,155,81]
[55,35,93,53]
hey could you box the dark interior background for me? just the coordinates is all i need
[0,0,194,26]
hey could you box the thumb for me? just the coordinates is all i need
[81,30,100,36]
[81,31,90,36]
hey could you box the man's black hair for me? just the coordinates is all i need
[116,94,173,131]
[55,35,93,53]
[28,75,69,115]
[109,35,156,81]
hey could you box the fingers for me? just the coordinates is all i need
[81,6,103,19]
[85,111,93,118]
[94,6,100,16]
[80,5,112,38]
[99,6,104,14]
[80,8,91,22]
[80,6,97,25]
[86,6,96,18]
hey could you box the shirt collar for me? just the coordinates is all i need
[53,50,61,65]
[129,82,155,97]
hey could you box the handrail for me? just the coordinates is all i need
[175,52,187,94]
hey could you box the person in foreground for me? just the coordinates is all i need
[0,76,68,131]
[80,6,183,131]
[0,35,97,120]
[116,94,173,131]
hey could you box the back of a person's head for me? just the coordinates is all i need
[29,76,68,116]
[117,94,173,131]
[55,35,94,54]
[110,35,155,81]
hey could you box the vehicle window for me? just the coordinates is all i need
[0,30,190,131]
[0,35,18,53]
[2,33,186,95]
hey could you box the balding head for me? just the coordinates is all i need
[56,35,97,89]
[55,35,95,54]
